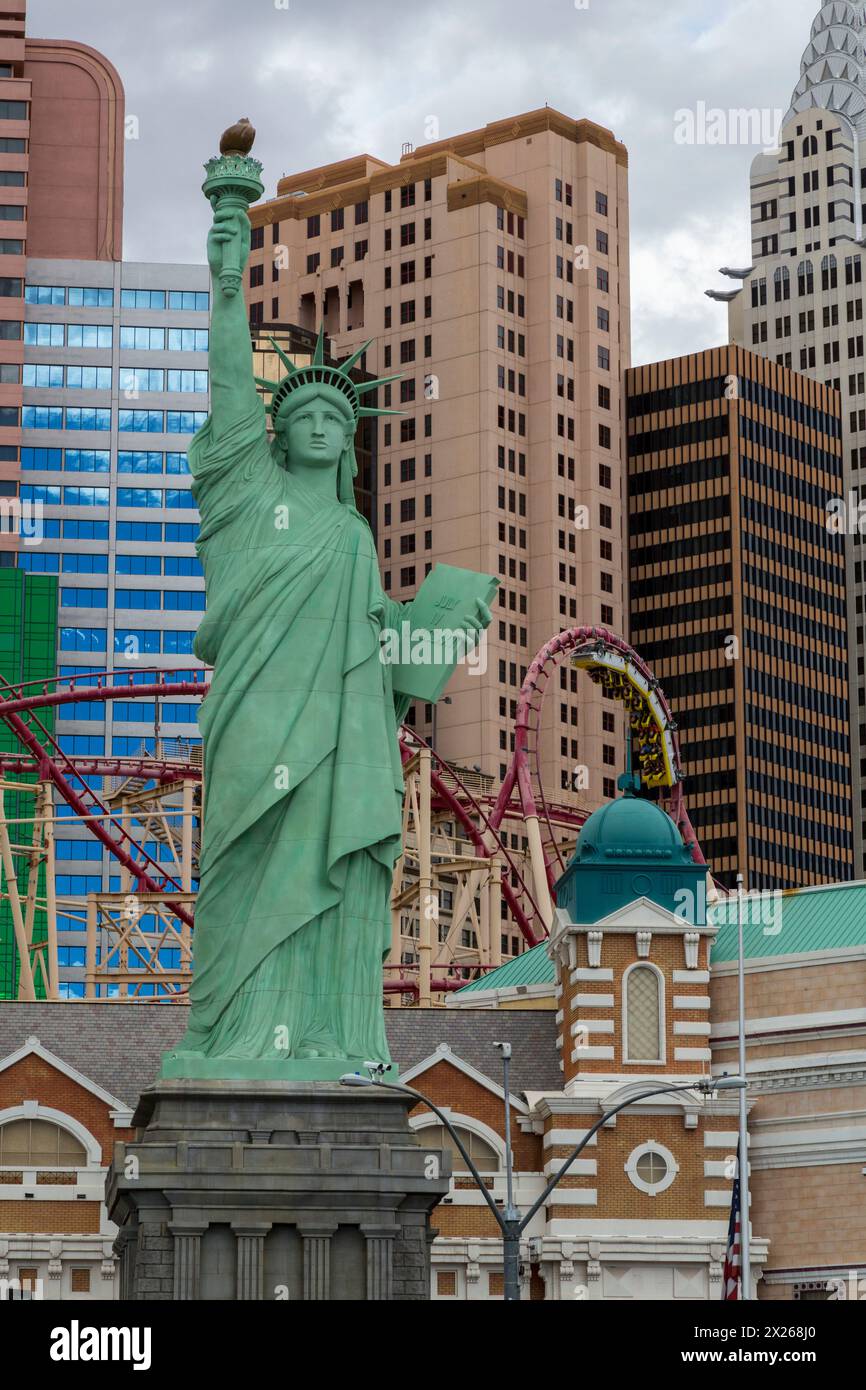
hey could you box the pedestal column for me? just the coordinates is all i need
[362,1225,398,1300]
[170,1225,205,1300]
[234,1224,271,1301]
[302,1226,336,1300]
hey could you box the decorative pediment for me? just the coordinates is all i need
[593,897,708,934]
[400,1042,528,1113]
[0,1035,132,1125]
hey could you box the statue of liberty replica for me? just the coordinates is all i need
[161,123,494,1082]
[109,125,492,1302]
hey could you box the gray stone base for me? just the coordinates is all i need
[106,1079,449,1301]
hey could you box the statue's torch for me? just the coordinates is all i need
[202,118,265,298]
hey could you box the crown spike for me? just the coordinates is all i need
[358,405,405,417]
[255,375,281,391]
[355,374,404,395]
[267,336,299,375]
[312,324,326,366]
[338,339,373,375]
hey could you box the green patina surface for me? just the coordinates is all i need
[456,883,866,997]
[457,787,866,999]
[708,882,866,962]
[162,137,492,1083]
[554,778,706,927]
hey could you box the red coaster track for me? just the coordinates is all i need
[0,629,704,970]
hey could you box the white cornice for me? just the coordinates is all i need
[715,1060,866,1094]
[558,897,716,936]
[712,946,866,977]
[750,1126,866,1169]
[445,981,555,1009]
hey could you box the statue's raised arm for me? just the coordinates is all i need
[202,120,265,444]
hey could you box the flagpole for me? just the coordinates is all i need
[736,871,751,1299]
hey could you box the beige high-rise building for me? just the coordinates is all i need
[246,108,630,815]
[720,2,866,873]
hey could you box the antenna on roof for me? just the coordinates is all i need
[402,141,414,156]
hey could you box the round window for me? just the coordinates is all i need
[635,1150,668,1186]
[625,1141,678,1195]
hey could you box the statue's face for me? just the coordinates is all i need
[279,390,353,470]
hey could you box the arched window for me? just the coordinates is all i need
[821,254,838,291]
[624,964,664,1063]
[0,1118,87,1168]
[415,1122,501,1173]
[774,266,790,302]
[797,259,814,296]
[750,276,766,309]
[802,135,818,157]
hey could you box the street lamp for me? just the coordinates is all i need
[341,1066,747,1303]
[430,694,451,753]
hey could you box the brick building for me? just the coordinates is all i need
[2,779,863,1300]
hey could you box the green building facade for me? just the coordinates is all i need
[0,568,58,999]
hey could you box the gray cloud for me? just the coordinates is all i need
[28,0,819,365]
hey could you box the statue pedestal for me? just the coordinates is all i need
[106,1080,449,1302]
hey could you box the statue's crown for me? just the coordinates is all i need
[256,326,402,424]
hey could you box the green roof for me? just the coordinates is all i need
[709,881,866,962]
[455,881,866,996]
[456,942,554,994]
[570,790,693,865]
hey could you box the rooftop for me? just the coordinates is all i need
[0,1003,561,1104]
[455,880,866,995]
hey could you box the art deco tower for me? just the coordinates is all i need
[722,1,866,876]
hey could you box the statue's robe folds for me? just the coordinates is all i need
[169,400,424,1067]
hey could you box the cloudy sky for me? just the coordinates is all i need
[29,0,823,365]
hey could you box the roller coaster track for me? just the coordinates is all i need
[489,626,705,931]
[0,630,704,982]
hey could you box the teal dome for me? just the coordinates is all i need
[573,788,693,866]
[554,771,707,926]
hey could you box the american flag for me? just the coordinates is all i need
[722,1151,741,1300]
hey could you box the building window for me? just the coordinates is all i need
[412,1119,501,1174]
[625,1141,678,1196]
[623,964,664,1062]
[0,1117,88,1166]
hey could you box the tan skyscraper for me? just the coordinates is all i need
[246,108,630,815]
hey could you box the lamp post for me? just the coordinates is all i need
[341,1067,747,1303]
[736,872,752,1299]
[430,694,451,753]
